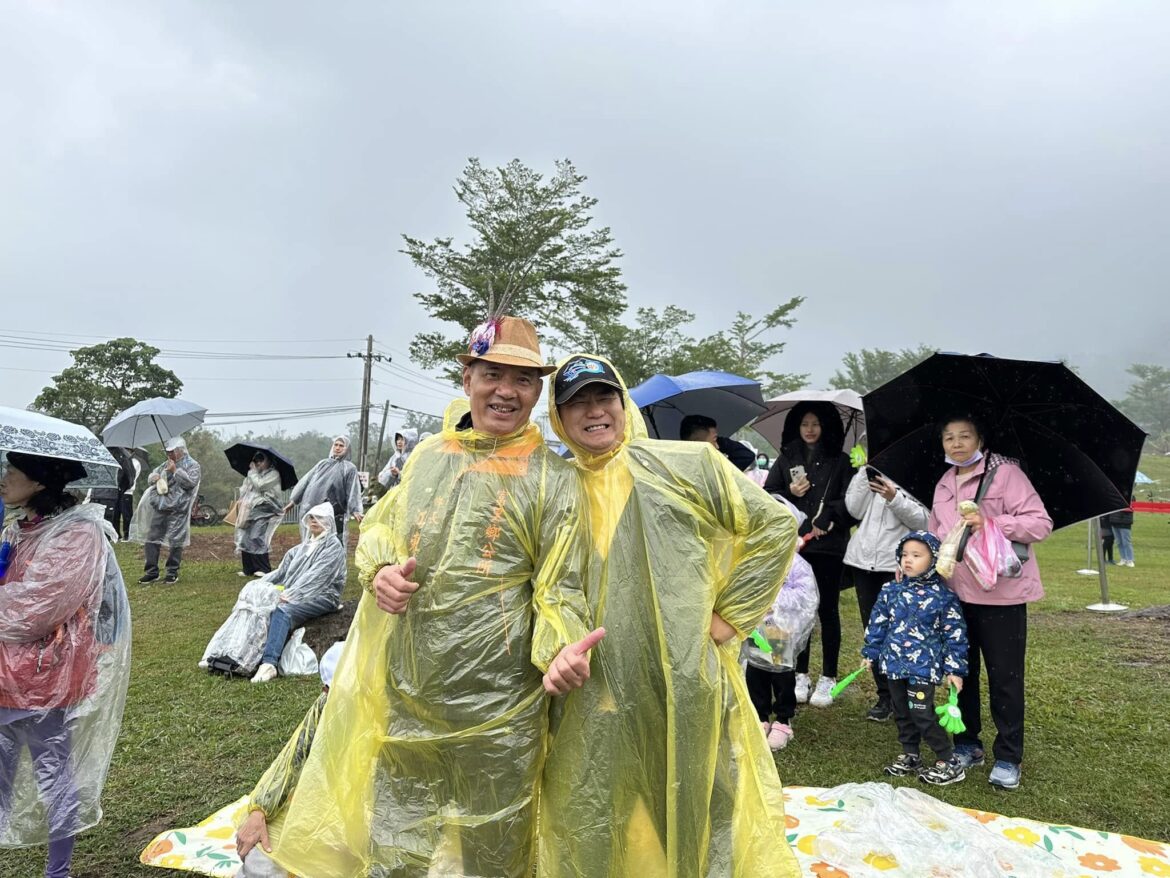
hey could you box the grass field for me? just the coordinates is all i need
[5,491,1170,876]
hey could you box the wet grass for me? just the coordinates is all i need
[5,514,1170,876]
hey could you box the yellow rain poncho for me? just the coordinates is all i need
[539,356,801,878]
[265,399,590,878]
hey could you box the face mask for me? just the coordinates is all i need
[757,458,768,468]
[945,449,984,468]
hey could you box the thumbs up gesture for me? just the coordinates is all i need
[543,627,606,695]
[374,557,420,615]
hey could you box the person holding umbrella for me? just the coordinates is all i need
[284,437,363,547]
[131,435,201,584]
[928,415,1052,790]
[764,401,855,708]
[232,451,285,577]
[0,451,132,878]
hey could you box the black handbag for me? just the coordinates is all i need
[205,655,248,679]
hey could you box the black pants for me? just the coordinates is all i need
[795,553,844,678]
[241,551,272,575]
[144,543,183,577]
[1101,532,1114,563]
[956,601,1027,765]
[849,566,892,704]
[745,666,797,724]
[113,495,134,540]
[889,679,953,761]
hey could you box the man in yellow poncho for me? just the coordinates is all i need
[539,354,802,878]
[262,317,597,878]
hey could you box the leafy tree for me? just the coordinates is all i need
[403,158,626,383]
[33,338,183,436]
[402,410,443,436]
[1116,364,1170,437]
[829,345,935,394]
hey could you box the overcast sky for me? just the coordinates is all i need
[3,0,1168,441]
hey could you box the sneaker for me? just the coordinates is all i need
[1125,560,1135,568]
[237,571,247,577]
[884,753,923,777]
[794,673,812,704]
[766,722,794,751]
[809,676,836,707]
[954,744,985,769]
[253,571,266,577]
[163,573,179,584]
[137,573,159,584]
[920,757,966,786]
[989,760,1021,789]
[866,699,893,722]
[251,663,278,684]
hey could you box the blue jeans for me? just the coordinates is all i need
[1112,526,1134,563]
[261,607,294,667]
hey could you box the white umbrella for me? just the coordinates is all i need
[0,406,121,487]
[749,389,865,452]
[102,397,207,447]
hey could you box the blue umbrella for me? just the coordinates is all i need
[629,370,766,440]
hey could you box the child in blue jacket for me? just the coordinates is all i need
[862,530,968,785]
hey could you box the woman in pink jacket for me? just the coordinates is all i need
[928,416,1052,791]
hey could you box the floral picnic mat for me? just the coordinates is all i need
[140,786,1169,877]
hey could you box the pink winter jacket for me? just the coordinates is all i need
[929,457,1053,606]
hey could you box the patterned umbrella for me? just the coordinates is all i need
[0,406,121,487]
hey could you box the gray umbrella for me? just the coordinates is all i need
[102,397,207,447]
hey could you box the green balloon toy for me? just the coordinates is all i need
[935,685,966,734]
[750,629,773,654]
[830,665,867,698]
[849,444,868,468]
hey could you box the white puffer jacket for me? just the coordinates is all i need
[843,468,928,573]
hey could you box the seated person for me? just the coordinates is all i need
[200,504,346,681]
[235,642,345,878]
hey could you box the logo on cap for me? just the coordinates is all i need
[563,358,605,382]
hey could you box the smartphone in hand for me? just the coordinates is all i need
[790,465,807,483]
[865,466,882,483]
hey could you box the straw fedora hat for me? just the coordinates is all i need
[456,316,555,376]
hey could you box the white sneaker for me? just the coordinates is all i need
[766,722,794,751]
[809,676,836,707]
[1125,560,1135,568]
[253,571,266,577]
[251,663,278,683]
[794,673,812,703]
[237,571,247,577]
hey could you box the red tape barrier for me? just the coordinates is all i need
[1133,502,1170,513]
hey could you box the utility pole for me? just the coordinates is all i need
[347,335,388,473]
[372,400,390,478]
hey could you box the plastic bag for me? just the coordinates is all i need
[239,847,290,878]
[200,581,283,675]
[741,553,820,670]
[936,519,967,579]
[963,516,1023,590]
[813,782,1071,878]
[279,627,319,676]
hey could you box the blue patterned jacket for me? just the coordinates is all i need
[861,575,968,684]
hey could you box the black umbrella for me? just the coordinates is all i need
[223,443,299,491]
[863,353,1146,530]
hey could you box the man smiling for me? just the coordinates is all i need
[539,354,801,877]
[265,317,598,878]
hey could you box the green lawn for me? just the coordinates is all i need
[5,514,1170,876]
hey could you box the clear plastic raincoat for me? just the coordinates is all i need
[378,430,418,488]
[0,502,131,846]
[130,452,202,548]
[263,399,590,878]
[235,466,284,555]
[540,356,802,878]
[202,506,345,674]
[289,437,362,542]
